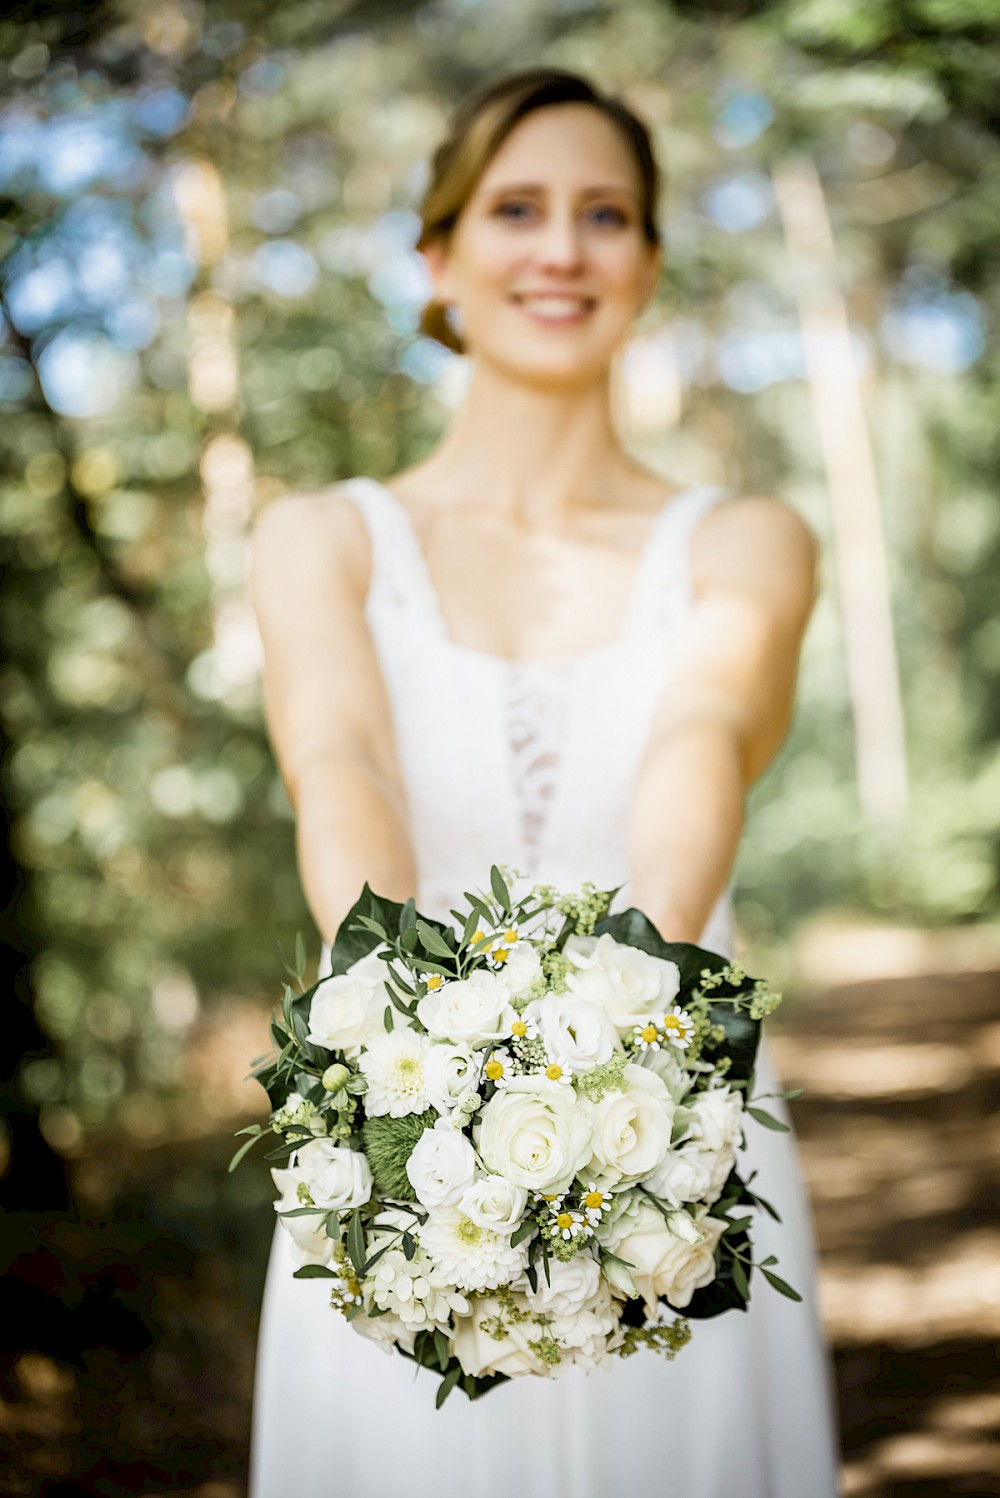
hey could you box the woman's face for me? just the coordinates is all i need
[423,102,661,385]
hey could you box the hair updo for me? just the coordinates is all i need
[415,68,663,355]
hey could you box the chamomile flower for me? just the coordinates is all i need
[661,1005,695,1050]
[542,1060,574,1087]
[632,1020,662,1053]
[482,1046,514,1089]
[508,1014,539,1043]
[547,1196,588,1242]
[580,1182,613,1227]
[486,924,520,968]
[422,971,448,995]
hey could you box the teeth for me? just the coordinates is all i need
[517,295,591,316]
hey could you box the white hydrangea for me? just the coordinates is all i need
[367,1242,470,1329]
[359,1028,436,1117]
[419,1204,530,1293]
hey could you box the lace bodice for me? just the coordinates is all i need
[333,475,737,954]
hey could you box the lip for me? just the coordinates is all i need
[510,292,597,325]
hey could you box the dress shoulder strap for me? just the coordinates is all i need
[333,476,440,630]
[624,483,734,640]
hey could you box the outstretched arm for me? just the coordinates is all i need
[628,497,820,943]
[250,491,418,946]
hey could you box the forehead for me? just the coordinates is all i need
[474,103,641,194]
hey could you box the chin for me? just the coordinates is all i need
[475,336,620,389]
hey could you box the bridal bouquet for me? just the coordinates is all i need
[232,866,800,1405]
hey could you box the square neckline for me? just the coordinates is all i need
[351,474,714,672]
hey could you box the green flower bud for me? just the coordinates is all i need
[322,1063,350,1093]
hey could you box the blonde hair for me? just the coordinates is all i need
[416,68,663,355]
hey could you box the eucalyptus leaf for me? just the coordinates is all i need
[490,865,510,911]
[747,1106,790,1133]
[762,1268,802,1302]
[292,1265,339,1278]
[347,1211,367,1277]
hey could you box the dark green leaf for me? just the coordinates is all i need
[384,1003,394,1032]
[436,1364,461,1409]
[490,865,510,911]
[347,1211,366,1277]
[747,1106,790,1133]
[227,1132,266,1172]
[762,1268,802,1302]
[292,1264,339,1278]
[433,1328,450,1373]
[510,1218,536,1247]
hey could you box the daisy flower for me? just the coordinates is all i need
[508,1014,539,1043]
[661,1005,695,1050]
[484,923,520,968]
[580,1182,613,1227]
[631,1020,662,1053]
[542,1060,573,1087]
[546,1196,588,1242]
[422,971,448,995]
[481,1046,514,1089]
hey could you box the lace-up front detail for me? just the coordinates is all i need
[334,474,737,951]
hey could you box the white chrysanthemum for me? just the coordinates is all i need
[359,1028,435,1117]
[368,1243,470,1329]
[420,1205,530,1293]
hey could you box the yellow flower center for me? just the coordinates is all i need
[663,1014,684,1032]
[584,1190,604,1210]
[426,973,444,990]
[556,1212,574,1230]
[471,928,485,944]
[545,1063,563,1082]
[640,1024,659,1043]
[503,927,518,943]
[484,1058,505,1081]
[457,1216,483,1245]
[511,1020,528,1037]
[492,945,510,964]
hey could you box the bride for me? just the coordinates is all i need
[247,66,842,1498]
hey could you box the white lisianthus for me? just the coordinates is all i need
[491,939,543,997]
[562,932,681,1034]
[605,1200,725,1316]
[522,1251,601,1319]
[476,1075,594,1195]
[459,1173,527,1233]
[417,968,516,1047]
[642,1146,716,1208]
[687,1085,744,1153]
[638,1044,694,1102]
[270,1165,335,1267]
[359,1029,436,1117]
[295,1137,373,1211]
[524,992,620,1072]
[545,1278,624,1372]
[405,1121,477,1209]
[586,1064,675,1188]
[424,1042,479,1114]
[352,1306,416,1357]
[419,1204,530,1292]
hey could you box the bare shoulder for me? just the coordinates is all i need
[249,482,371,602]
[693,493,820,620]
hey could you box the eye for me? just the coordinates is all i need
[588,204,628,227]
[493,199,536,221]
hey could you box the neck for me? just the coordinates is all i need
[419,353,636,528]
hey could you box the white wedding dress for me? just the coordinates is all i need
[248,475,842,1498]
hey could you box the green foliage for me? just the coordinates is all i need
[360,1108,439,1202]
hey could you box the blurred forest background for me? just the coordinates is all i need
[1,0,998,1495]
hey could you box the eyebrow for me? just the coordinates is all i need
[485,181,640,202]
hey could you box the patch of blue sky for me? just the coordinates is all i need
[703,170,775,233]
[252,240,319,298]
[880,286,986,375]
[713,89,774,150]
[37,329,138,418]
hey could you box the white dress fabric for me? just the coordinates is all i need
[248,476,842,1498]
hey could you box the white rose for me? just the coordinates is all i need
[525,992,620,1072]
[417,968,516,1046]
[405,1121,477,1209]
[296,1137,373,1211]
[476,1075,593,1195]
[424,1042,479,1114]
[306,973,383,1057]
[687,1085,744,1153]
[452,1292,544,1379]
[270,1165,335,1267]
[586,1064,675,1188]
[523,1251,601,1318]
[642,1145,716,1207]
[492,940,543,997]
[606,1200,725,1316]
[563,932,681,1034]
[459,1174,527,1233]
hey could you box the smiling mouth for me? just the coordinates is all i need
[510,293,597,322]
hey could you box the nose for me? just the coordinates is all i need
[535,210,585,274]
